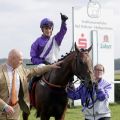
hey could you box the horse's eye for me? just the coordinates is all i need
[79,61,84,65]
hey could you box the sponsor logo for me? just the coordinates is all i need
[77,33,87,49]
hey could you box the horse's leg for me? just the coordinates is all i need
[55,116,63,120]
[60,104,67,120]
[55,105,67,120]
[41,114,50,120]
[22,105,32,120]
[22,112,30,120]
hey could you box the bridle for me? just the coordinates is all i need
[73,52,82,79]
[73,52,87,83]
[73,51,96,110]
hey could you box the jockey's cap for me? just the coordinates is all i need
[40,18,54,28]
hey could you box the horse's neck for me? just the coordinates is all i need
[44,53,75,86]
[50,59,74,85]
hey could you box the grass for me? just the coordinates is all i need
[115,71,120,80]
[20,103,120,120]
[115,74,120,80]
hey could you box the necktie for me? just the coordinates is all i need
[10,70,17,105]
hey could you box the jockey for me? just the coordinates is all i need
[29,13,68,93]
[30,13,68,66]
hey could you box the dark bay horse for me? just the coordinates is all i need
[23,44,94,120]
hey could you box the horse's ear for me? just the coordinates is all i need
[88,44,93,52]
[75,42,80,53]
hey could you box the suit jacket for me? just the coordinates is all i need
[0,63,52,118]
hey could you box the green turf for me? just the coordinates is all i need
[20,103,120,120]
[115,74,120,80]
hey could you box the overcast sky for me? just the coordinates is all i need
[0,0,119,59]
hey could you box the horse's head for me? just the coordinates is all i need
[73,43,94,85]
[42,43,94,88]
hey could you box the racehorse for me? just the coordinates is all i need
[23,43,94,120]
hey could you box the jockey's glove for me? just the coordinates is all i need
[60,13,68,22]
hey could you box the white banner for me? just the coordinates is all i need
[73,3,114,103]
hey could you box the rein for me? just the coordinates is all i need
[41,75,66,89]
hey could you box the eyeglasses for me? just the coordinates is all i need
[95,69,103,72]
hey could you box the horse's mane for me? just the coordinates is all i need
[49,48,88,65]
[57,51,74,62]
[57,48,88,62]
